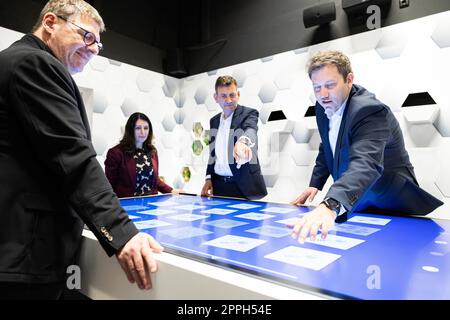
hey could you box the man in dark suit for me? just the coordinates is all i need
[0,0,162,299]
[201,75,267,200]
[291,50,443,243]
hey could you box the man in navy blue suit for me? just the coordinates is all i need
[201,75,267,200]
[291,50,443,243]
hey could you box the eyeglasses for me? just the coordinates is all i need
[57,15,103,51]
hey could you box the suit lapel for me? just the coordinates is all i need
[316,104,334,176]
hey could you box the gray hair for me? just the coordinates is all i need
[307,50,353,80]
[31,0,105,32]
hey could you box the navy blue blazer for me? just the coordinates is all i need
[310,84,443,216]
[206,105,267,200]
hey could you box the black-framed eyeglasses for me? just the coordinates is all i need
[57,15,103,51]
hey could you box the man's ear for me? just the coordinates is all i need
[42,12,58,34]
[213,92,218,103]
[346,72,354,85]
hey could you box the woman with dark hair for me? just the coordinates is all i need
[105,112,182,197]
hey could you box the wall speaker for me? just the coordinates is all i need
[303,2,336,28]
[166,48,187,78]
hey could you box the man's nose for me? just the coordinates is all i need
[86,43,99,56]
[319,87,329,98]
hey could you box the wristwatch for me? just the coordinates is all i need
[237,136,255,148]
[321,197,341,215]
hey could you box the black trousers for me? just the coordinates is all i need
[212,175,246,199]
[0,282,64,300]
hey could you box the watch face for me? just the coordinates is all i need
[325,198,340,210]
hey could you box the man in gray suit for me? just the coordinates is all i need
[291,50,443,243]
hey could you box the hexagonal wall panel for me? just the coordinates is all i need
[274,72,295,90]
[406,123,441,148]
[173,109,186,124]
[291,144,316,166]
[308,130,321,150]
[431,14,450,48]
[162,113,176,132]
[402,105,439,125]
[260,56,274,63]
[161,132,178,149]
[261,173,279,188]
[120,97,140,117]
[136,72,154,92]
[258,82,277,104]
[259,104,274,124]
[435,106,450,137]
[205,95,220,112]
[194,86,209,105]
[351,29,382,52]
[232,69,247,88]
[375,26,408,59]
[92,91,108,114]
[173,91,186,108]
[108,59,122,67]
[293,48,308,55]
[163,76,179,97]
[435,140,450,197]
[292,120,314,143]
[89,55,110,72]
[92,130,108,155]
[192,140,203,156]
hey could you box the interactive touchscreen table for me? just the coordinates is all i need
[117,194,450,300]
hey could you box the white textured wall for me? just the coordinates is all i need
[2,10,450,219]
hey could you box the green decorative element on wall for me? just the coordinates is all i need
[192,140,203,156]
[203,129,210,146]
[193,122,204,138]
[181,166,191,183]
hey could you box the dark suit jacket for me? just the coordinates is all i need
[104,145,173,198]
[311,84,443,216]
[0,34,138,284]
[206,105,267,200]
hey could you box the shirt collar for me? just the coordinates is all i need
[334,98,348,117]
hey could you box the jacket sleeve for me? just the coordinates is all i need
[9,53,138,256]
[325,108,389,212]
[240,108,258,144]
[236,108,260,166]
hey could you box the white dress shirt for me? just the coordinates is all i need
[328,99,348,215]
[214,112,234,177]
[328,99,347,157]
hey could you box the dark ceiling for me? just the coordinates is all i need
[30,0,186,50]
